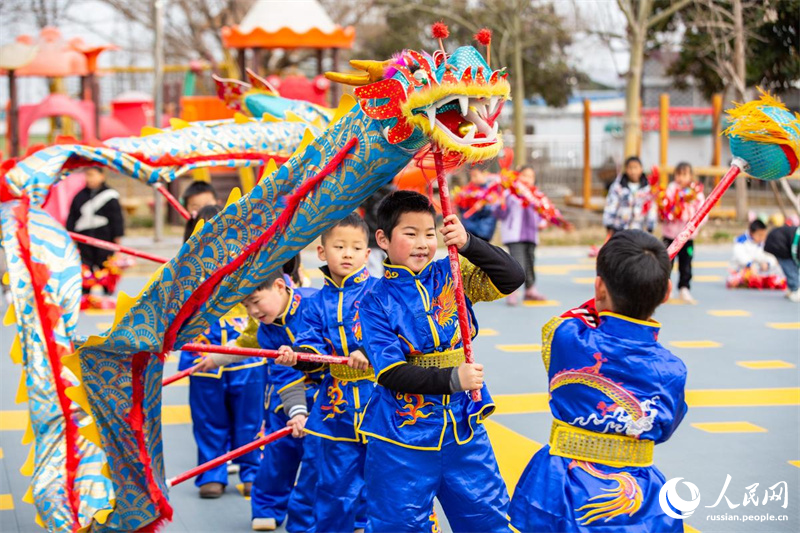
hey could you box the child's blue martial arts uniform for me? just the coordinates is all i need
[509,302,688,532]
[249,285,321,532]
[292,265,377,531]
[179,305,265,488]
[358,235,524,532]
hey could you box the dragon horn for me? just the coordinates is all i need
[325,59,390,86]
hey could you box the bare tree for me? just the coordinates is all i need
[615,0,694,158]
[0,0,76,31]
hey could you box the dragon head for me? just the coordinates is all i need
[327,45,510,163]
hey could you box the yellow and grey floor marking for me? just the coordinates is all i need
[0,494,14,511]
[670,340,722,348]
[707,309,751,317]
[81,309,115,317]
[495,344,542,353]
[479,328,499,337]
[693,275,723,283]
[666,298,694,305]
[0,447,3,459]
[736,360,796,370]
[691,421,767,433]
[684,525,702,533]
[767,322,800,330]
[789,460,800,468]
[95,322,112,330]
[483,419,542,495]
[693,261,729,268]
[2,388,795,430]
[521,300,560,307]
[537,264,595,275]
[235,483,250,500]
[571,277,595,284]
[491,387,800,415]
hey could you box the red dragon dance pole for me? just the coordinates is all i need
[162,363,200,386]
[154,182,192,220]
[167,427,292,487]
[179,343,352,365]
[432,147,481,402]
[69,231,169,263]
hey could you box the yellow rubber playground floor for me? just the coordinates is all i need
[1,246,798,532]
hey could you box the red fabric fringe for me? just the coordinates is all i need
[13,196,81,529]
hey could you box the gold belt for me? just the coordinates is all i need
[407,348,465,369]
[548,419,654,468]
[329,363,375,382]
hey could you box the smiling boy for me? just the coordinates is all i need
[355,190,524,532]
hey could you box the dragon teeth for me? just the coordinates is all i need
[426,107,437,131]
[458,96,469,116]
[488,96,499,116]
[492,121,499,135]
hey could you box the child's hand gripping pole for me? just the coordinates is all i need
[179,343,351,365]
[166,427,292,487]
[162,345,353,386]
[666,157,747,260]
[433,147,481,402]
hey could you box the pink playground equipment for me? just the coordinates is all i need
[1,27,164,158]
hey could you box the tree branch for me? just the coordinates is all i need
[647,0,695,29]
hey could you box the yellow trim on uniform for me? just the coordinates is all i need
[541,316,567,372]
[358,404,449,451]
[382,259,435,278]
[329,364,375,381]
[273,287,296,326]
[277,376,306,395]
[376,360,407,380]
[548,419,654,468]
[448,399,496,445]
[407,348,465,368]
[304,427,360,443]
[598,311,661,328]
[337,290,350,356]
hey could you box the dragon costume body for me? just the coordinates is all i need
[0,43,509,532]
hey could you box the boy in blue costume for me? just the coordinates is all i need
[356,190,525,532]
[179,205,265,500]
[276,213,376,532]
[200,268,320,532]
[509,230,688,532]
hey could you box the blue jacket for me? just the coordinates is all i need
[358,257,506,450]
[178,305,264,376]
[255,285,321,415]
[510,307,687,531]
[294,265,380,441]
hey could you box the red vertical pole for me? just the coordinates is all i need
[433,148,481,402]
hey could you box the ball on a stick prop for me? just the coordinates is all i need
[666,89,800,259]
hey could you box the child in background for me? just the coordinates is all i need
[497,166,568,303]
[603,156,657,235]
[178,205,265,500]
[275,213,376,532]
[357,190,524,532]
[509,230,687,533]
[727,219,785,289]
[66,166,125,291]
[659,162,706,304]
[455,163,498,241]
[765,225,800,302]
[182,180,219,217]
[197,270,320,531]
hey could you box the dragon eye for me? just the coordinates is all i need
[413,69,429,84]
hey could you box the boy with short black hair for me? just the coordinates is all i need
[197,268,319,532]
[182,180,219,217]
[276,212,375,532]
[356,190,524,532]
[509,230,688,532]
